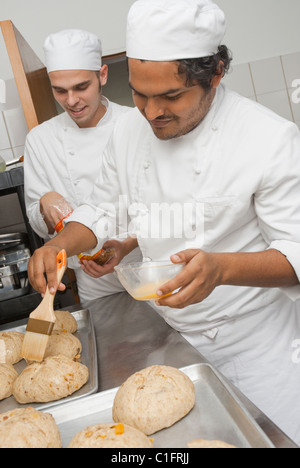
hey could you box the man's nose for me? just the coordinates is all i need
[144,97,164,121]
[66,91,80,107]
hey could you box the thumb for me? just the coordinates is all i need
[171,249,201,264]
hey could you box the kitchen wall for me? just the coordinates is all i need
[1,0,300,234]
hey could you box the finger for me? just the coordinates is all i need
[170,249,200,264]
[57,281,66,292]
[156,259,198,298]
[81,259,115,278]
[156,281,201,309]
[28,257,47,294]
[44,254,60,294]
[156,272,187,299]
[80,261,101,278]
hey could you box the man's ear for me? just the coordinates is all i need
[100,64,108,86]
[211,60,224,89]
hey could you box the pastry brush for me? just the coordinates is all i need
[21,249,67,362]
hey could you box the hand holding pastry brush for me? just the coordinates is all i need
[21,249,67,362]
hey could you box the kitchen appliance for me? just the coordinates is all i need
[0,232,31,301]
[0,155,24,173]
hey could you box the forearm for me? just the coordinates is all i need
[215,249,299,288]
[46,222,97,257]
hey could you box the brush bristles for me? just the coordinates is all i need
[21,332,50,362]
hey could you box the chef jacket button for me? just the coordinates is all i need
[69,150,75,156]
[195,168,201,175]
[211,125,218,131]
[144,161,151,169]
[63,128,67,132]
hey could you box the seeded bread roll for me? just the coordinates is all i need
[188,439,237,448]
[0,407,61,448]
[0,331,24,364]
[13,354,89,404]
[68,423,153,448]
[44,331,82,360]
[53,310,78,334]
[112,365,195,435]
[0,364,18,400]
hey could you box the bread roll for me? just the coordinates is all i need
[0,331,24,364]
[113,365,195,435]
[68,423,153,448]
[13,354,89,404]
[53,310,78,333]
[0,364,18,400]
[0,407,61,448]
[188,439,236,448]
[44,331,82,360]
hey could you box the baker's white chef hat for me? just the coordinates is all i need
[126,0,226,61]
[44,29,102,73]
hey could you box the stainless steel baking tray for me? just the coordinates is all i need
[0,309,98,412]
[46,363,274,448]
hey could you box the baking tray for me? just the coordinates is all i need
[45,363,274,448]
[0,309,98,412]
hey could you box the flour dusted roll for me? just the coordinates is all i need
[0,364,18,400]
[13,354,89,404]
[53,310,78,333]
[68,423,153,448]
[44,331,82,360]
[0,331,24,364]
[0,407,61,448]
[112,365,195,435]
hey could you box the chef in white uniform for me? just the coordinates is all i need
[27,1,300,443]
[24,29,141,302]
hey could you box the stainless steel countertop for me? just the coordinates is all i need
[68,291,297,448]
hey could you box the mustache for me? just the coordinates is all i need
[151,115,174,121]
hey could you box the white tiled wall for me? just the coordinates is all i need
[223,51,300,129]
[0,78,28,166]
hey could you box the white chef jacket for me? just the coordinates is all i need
[68,85,300,331]
[67,85,300,444]
[24,97,141,301]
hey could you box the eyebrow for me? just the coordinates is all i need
[129,82,184,97]
[52,80,91,91]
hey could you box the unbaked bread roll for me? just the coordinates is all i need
[68,423,153,448]
[0,364,18,400]
[0,331,24,364]
[0,407,61,448]
[188,439,237,448]
[53,310,78,333]
[13,354,89,404]
[112,365,195,435]
[44,331,82,360]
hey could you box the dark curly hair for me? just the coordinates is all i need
[177,45,232,90]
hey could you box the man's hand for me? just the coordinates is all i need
[79,237,139,278]
[27,222,98,295]
[27,244,66,295]
[40,192,73,234]
[155,249,221,309]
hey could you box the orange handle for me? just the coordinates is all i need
[56,250,67,285]
[57,249,67,270]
